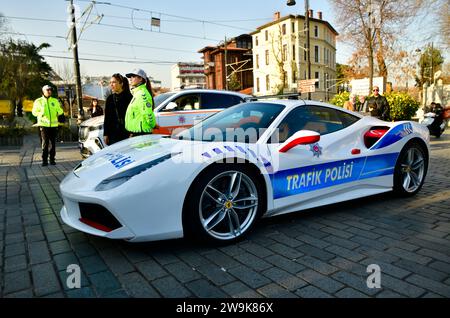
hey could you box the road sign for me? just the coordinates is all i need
[298,79,318,93]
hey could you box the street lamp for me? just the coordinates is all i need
[286,0,311,99]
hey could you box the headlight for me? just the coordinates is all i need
[95,154,172,191]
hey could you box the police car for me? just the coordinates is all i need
[62,99,429,243]
[78,89,249,157]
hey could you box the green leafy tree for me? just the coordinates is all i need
[0,39,52,117]
[330,91,350,107]
[385,92,419,121]
[415,46,444,88]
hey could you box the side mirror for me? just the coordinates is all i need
[278,130,320,153]
[165,102,178,111]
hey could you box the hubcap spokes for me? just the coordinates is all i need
[200,171,258,240]
[401,148,425,193]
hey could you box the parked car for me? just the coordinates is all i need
[79,89,250,157]
[62,99,430,243]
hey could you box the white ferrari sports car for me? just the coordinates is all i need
[60,100,430,243]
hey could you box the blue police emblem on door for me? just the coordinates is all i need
[310,143,322,158]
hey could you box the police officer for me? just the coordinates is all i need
[125,68,156,137]
[32,85,64,166]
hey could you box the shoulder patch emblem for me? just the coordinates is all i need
[146,102,152,108]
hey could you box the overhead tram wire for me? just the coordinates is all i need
[75,0,254,32]
[0,31,198,53]
[41,54,177,65]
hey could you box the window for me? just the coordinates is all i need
[255,36,259,46]
[270,105,360,143]
[324,48,329,65]
[315,72,320,89]
[304,43,307,61]
[265,50,269,65]
[200,93,244,110]
[256,54,259,69]
[314,45,319,63]
[282,24,286,35]
[256,78,260,92]
[282,44,287,62]
[292,70,297,84]
[266,75,270,91]
[303,23,307,35]
[162,93,200,112]
[265,30,269,41]
[314,25,319,37]
[284,71,288,88]
[292,45,296,61]
[292,22,295,33]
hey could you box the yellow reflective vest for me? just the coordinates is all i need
[125,84,156,133]
[32,96,63,127]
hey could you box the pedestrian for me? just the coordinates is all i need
[366,86,390,121]
[103,73,133,146]
[125,68,156,137]
[32,85,64,166]
[358,95,368,112]
[89,98,103,118]
[343,94,356,111]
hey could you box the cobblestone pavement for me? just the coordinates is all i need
[1,132,449,298]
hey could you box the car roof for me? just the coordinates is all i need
[169,89,250,98]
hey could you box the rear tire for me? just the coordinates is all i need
[183,164,265,244]
[393,141,428,197]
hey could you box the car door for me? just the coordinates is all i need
[266,105,362,214]
[156,93,202,134]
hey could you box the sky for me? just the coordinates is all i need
[0,0,444,87]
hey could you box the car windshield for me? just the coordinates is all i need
[154,92,176,107]
[175,102,285,143]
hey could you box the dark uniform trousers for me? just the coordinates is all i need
[40,127,57,163]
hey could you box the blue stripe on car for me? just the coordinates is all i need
[371,123,413,150]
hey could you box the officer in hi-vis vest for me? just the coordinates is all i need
[32,85,64,166]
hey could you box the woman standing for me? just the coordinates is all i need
[89,98,104,118]
[125,68,156,137]
[103,73,132,145]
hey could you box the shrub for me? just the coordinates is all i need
[330,91,350,107]
[385,92,420,121]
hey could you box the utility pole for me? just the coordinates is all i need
[305,0,311,100]
[224,36,228,90]
[69,0,84,121]
[368,0,374,94]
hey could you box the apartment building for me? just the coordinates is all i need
[171,62,206,91]
[251,11,338,101]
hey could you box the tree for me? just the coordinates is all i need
[415,46,444,88]
[329,0,424,92]
[270,25,287,95]
[0,40,52,117]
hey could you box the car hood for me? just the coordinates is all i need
[80,115,104,127]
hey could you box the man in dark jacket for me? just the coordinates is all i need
[366,86,391,121]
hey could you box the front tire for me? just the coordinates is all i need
[393,141,428,196]
[183,164,265,244]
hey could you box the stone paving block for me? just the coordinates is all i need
[257,283,296,298]
[98,248,135,276]
[378,237,420,252]
[335,287,369,298]
[53,252,79,272]
[234,252,273,272]
[375,290,406,298]
[135,259,168,281]
[381,274,426,297]
[429,261,450,276]
[4,289,34,298]
[262,267,308,291]
[331,271,379,296]
[417,248,450,264]
[118,272,160,298]
[49,240,72,255]
[228,265,271,289]
[59,269,90,291]
[296,285,333,298]
[3,270,31,294]
[88,270,122,297]
[165,261,201,283]
[186,279,228,298]
[5,254,28,273]
[196,263,235,286]
[266,243,304,260]
[151,276,192,298]
[73,242,98,258]
[175,250,212,268]
[323,235,360,250]
[297,255,339,275]
[221,281,263,298]
[66,287,96,298]
[351,235,387,251]
[32,262,61,297]
[79,255,108,275]
[295,234,331,249]
[4,242,26,258]
[265,254,306,275]
[405,274,450,297]
[28,241,51,264]
[266,232,303,248]
[394,259,448,281]
[296,244,335,261]
[296,269,344,294]
[386,247,432,265]
[45,230,66,243]
[360,259,410,280]
[325,245,366,262]
[203,250,241,269]
[238,242,274,258]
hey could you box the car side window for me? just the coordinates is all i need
[269,105,359,143]
[200,93,244,110]
[161,94,200,112]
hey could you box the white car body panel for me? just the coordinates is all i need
[62,100,430,242]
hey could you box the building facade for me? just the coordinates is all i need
[251,11,338,101]
[171,62,206,90]
[198,35,253,92]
